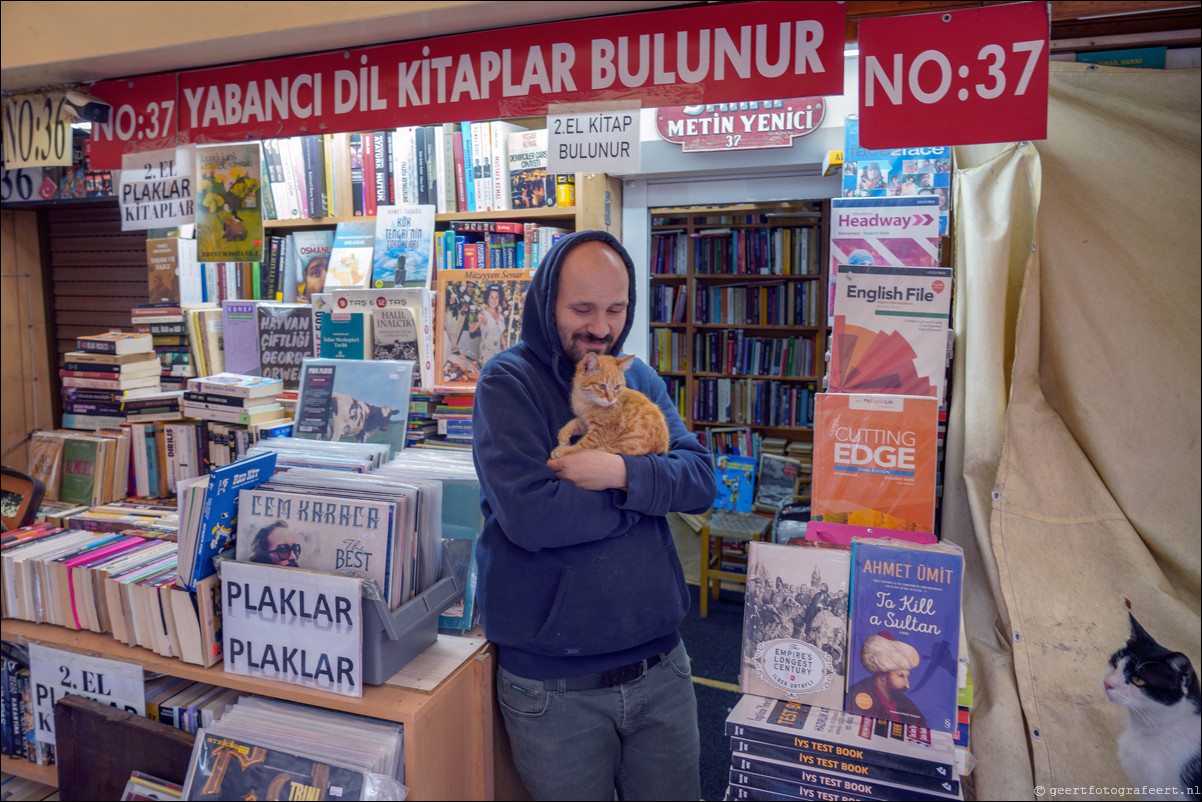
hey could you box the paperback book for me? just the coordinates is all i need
[319,310,374,360]
[329,287,434,389]
[830,265,953,403]
[195,143,264,263]
[846,538,964,734]
[741,541,850,711]
[371,204,436,289]
[220,299,260,376]
[714,454,756,514]
[326,219,375,289]
[811,393,939,534]
[255,303,316,390]
[292,229,334,303]
[725,693,959,784]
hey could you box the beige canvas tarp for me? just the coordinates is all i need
[943,61,1201,799]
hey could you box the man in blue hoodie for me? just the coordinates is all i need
[472,230,717,800]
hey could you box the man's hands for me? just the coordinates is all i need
[546,449,628,492]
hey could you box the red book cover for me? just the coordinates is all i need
[362,133,377,217]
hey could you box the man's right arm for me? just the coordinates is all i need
[472,368,645,552]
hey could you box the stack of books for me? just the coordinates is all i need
[131,302,198,391]
[725,694,963,801]
[60,332,160,429]
[182,373,287,427]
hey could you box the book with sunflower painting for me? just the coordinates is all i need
[196,143,265,263]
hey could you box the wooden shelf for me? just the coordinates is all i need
[2,618,515,800]
[648,200,830,442]
[2,754,58,787]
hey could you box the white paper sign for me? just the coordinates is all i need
[118,146,195,231]
[28,643,147,746]
[547,110,640,173]
[222,560,364,698]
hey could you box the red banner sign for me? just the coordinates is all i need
[90,1,845,168]
[857,1,1048,149]
[655,97,827,152]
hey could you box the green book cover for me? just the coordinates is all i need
[319,310,373,360]
[60,437,99,505]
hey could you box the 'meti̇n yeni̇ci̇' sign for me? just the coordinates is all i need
[655,98,827,152]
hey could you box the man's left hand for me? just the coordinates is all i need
[546,449,628,491]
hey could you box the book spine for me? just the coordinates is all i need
[461,121,477,212]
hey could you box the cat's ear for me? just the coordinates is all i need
[617,354,635,371]
[1128,613,1154,644]
[1167,653,1199,694]
[582,353,601,373]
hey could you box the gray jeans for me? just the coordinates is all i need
[497,639,701,801]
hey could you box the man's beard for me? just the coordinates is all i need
[566,332,613,362]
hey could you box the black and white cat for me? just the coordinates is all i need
[1104,613,1201,800]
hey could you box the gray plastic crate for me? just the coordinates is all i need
[360,551,460,685]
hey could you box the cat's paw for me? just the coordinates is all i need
[550,445,572,459]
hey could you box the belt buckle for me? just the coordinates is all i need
[608,659,646,686]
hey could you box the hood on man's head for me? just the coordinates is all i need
[520,230,637,366]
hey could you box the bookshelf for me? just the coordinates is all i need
[648,200,829,462]
[1,618,524,800]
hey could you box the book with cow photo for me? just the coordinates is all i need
[293,357,415,457]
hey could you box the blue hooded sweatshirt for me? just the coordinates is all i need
[471,230,717,679]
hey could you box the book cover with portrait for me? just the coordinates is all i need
[846,538,963,734]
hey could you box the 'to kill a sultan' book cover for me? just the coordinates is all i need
[811,393,938,534]
[846,538,964,734]
[741,541,850,711]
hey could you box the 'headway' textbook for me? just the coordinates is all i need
[846,538,964,734]
[811,393,938,534]
[829,265,953,403]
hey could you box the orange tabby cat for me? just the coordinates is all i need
[551,353,670,459]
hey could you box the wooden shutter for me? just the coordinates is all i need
[46,203,148,363]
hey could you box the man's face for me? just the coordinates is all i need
[555,241,629,363]
[266,526,300,567]
[885,669,911,695]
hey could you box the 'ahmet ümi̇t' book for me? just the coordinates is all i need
[830,264,952,403]
[811,393,938,534]
[846,538,963,734]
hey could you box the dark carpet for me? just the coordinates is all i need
[679,582,746,802]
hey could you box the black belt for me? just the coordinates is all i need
[560,654,663,691]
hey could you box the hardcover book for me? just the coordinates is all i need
[434,267,535,389]
[293,357,414,457]
[371,204,436,289]
[830,265,953,403]
[195,142,264,263]
[741,541,850,711]
[725,693,959,783]
[811,393,939,534]
[326,220,375,290]
[255,303,316,390]
[846,538,964,734]
[220,299,260,376]
[714,454,756,514]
